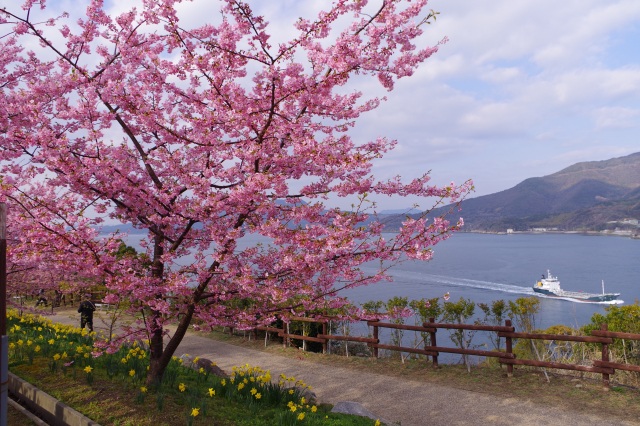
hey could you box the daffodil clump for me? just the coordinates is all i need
[97,339,149,386]
[7,310,95,374]
[221,364,328,424]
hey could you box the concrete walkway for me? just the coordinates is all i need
[46,308,639,426]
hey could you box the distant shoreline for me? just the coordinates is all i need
[462,230,639,239]
[100,224,639,240]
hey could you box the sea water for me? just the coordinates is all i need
[337,232,640,361]
[122,231,639,362]
[124,231,639,329]
[344,232,640,329]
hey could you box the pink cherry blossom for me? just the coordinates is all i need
[0,0,472,383]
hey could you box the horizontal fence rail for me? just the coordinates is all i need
[591,328,640,375]
[250,317,640,386]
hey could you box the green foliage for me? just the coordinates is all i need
[583,303,640,334]
[542,325,583,362]
[512,324,583,363]
[112,240,151,270]
[409,297,442,323]
[478,299,507,325]
[442,297,475,323]
[507,297,540,333]
[442,297,476,371]
[385,296,409,356]
[409,298,442,351]
[542,324,576,335]
[582,303,640,363]
[114,241,139,259]
[506,297,541,360]
[478,299,507,350]
[361,300,384,316]
[385,296,409,320]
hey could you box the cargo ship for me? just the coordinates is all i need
[533,270,620,302]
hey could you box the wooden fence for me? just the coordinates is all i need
[254,316,640,386]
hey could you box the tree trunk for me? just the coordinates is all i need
[147,310,165,386]
[146,233,168,385]
[146,305,195,386]
[144,231,209,385]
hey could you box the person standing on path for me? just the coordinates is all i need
[78,295,96,331]
[35,288,48,307]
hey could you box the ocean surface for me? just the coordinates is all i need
[124,231,639,330]
[342,232,640,330]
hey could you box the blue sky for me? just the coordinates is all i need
[351,0,640,211]
[11,0,640,213]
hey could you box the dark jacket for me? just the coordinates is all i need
[78,300,96,317]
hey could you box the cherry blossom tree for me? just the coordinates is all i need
[0,0,472,383]
[2,203,108,308]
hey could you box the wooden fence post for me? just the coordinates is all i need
[284,322,289,348]
[601,323,610,387]
[429,317,438,368]
[505,319,513,377]
[372,320,379,358]
[322,322,327,354]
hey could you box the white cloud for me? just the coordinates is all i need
[480,66,523,84]
[416,54,467,81]
[532,1,640,68]
[7,0,640,208]
[594,107,640,129]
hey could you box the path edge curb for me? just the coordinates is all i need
[8,372,101,426]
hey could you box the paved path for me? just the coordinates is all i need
[47,308,639,426]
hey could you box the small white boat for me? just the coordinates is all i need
[533,270,620,302]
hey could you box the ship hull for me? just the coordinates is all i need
[532,287,620,302]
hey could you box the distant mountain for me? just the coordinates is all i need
[379,208,422,215]
[96,153,640,234]
[429,152,640,232]
[100,223,145,234]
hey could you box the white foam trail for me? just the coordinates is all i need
[393,273,622,304]
[532,294,625,305]
[413,274,534,295]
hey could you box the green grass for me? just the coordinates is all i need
[6,311,381,426]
